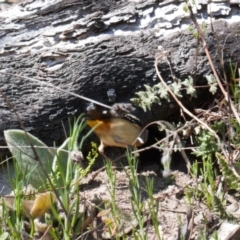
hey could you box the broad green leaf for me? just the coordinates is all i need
[4,130,54,189]
[0,232,9,240]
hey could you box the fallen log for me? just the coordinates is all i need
[0,0,239,147]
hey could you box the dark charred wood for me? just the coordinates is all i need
[0,0,239,150]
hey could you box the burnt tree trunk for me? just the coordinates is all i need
[0,0,239,146]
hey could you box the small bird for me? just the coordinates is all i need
[85,103,148,159]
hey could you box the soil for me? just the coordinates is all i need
[78,148,198,240]
[0,147,219,239]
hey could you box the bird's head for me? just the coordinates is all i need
[85,103,111,120]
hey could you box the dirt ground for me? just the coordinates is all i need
[0,147,219,240]
[79,149,198,240]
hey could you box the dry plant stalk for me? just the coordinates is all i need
[188,5,240,126]
[154,53,228,161]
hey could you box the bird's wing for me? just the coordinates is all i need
[110,118,148,146]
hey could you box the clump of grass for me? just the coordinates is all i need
[0,115,97,239]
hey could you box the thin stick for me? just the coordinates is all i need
[154,54,228,160]
[0,71,111,109]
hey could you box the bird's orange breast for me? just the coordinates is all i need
[86,119,110,132]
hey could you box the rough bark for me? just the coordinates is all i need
[0,0,239,146]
